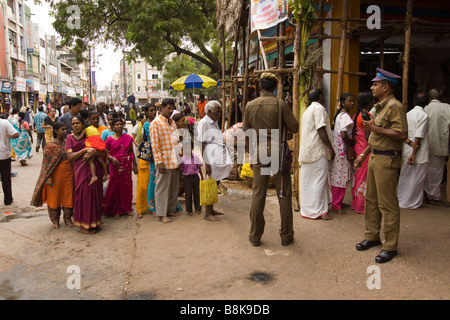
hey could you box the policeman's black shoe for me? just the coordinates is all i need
[375,250,397,263]
[281,238,293,246]
[249,236,261,247]
[356,239,381,251]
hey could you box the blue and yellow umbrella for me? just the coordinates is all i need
[170,74,219,90]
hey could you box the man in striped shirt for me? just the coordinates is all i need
[150,98,180,223]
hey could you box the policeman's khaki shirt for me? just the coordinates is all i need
[243,92,297,136]
[243,92,298,163]
[368,95,407,152]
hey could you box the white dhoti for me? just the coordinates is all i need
[398,161,428,209]
[204,143,233,181]
[300,157,332,219]
[424,155,446,201]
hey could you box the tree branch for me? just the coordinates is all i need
[165,33,220,73]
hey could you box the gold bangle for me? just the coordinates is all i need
[360,153,366,157]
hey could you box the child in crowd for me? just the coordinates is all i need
[72,111,109,186]
[331,93,355,214]
[180,138,203,216]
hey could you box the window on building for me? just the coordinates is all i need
[152,74,158,80]
[7,0,15,13]
[8,30,17,46]
[40,39,45,48]
[137,74,141,79]
[18,3,23,24]
[20,36,24,54]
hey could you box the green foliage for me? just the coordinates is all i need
[45,0,223,74]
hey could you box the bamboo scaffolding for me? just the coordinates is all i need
[221,27,227,131]
[402,0,413,111]
[242,10,251,112]
[317,0,325,89]
[227,0,246,130]
[215,0,448,215]
[277,21,286,100]
[335,0,349,108]
[291,19,302,212]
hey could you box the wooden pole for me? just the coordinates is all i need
[317,0,325,89]
[242,9,251,113]
[221,27,227,131]
[292,19,302,212]
[335,0,349,108]
[402,0,413,111]
[257,29,269,70]
[277,21,286,99]
[227,0,245,129]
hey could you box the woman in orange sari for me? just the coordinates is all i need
[31,122,74,229]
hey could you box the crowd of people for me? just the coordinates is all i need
[299,68,450,263]
[0,68,449,264]
[0,96,233,233]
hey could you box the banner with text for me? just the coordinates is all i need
[251,0,289,32]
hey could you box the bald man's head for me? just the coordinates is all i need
[429,88,442,100]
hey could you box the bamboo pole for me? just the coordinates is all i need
[259,36,294,42]
[227,0,245,129]
[221,27,227,131]
[257,29,269,70]
[277,21,286,99]
[292,19,302,212]
[317,0,325,89]
[335,0,349,108]
[242,10,251,112]
[402,0,413,111]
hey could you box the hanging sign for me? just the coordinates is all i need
[251,0,289,32]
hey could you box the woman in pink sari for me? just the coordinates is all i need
[351,91,374,214]
[103,118,137,218]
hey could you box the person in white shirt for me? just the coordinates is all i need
[299,89,336,220]
[197,100,233,222]
[398,92,430,209]
[0,118,19,205]
[423,88,450,206]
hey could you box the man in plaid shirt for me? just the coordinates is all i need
[150,98,180,223]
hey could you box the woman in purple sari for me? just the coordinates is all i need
[103,118,137,218]
[66,115,105,234]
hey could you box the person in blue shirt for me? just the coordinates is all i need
[33,106,47,152]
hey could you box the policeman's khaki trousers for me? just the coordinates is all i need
[249,164,294,243]
[365,154,401,251]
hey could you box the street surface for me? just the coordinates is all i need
[0,128,449,301]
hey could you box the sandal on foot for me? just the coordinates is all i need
[159,217,172,223]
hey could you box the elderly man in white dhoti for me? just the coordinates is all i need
[197,100,233,222]
[299,89,335,220]
[423,88,450,206]
[398,92,430,209]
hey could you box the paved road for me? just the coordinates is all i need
[0,132,449,301]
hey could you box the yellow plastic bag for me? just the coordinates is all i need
[200,177,218,206]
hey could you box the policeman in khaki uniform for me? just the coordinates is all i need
[354,68,408,263]
[243,73,298,247]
